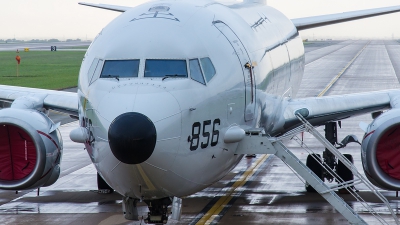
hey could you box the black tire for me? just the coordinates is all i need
[306,154,323,192]
[337,154,354,193]
[97,173,114,194]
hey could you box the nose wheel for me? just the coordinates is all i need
[97,173,114,194]
[144,197,172,224]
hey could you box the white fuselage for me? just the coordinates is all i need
[77,0,304,199]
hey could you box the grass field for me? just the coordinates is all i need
[0,51,84,90]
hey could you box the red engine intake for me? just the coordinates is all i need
[361,109,400,190]
[0,108,63,190]
[0,125,37,181]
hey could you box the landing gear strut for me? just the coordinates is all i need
[323,122,338,182]
[305,121,359,193]
[123,197,139,220]
[144,197,172,224]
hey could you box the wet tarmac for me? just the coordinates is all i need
[1,40,400,224]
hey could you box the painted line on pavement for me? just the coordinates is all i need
[318,41,370,97]
[194,154,270,225]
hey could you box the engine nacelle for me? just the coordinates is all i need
[0,108,63,190]
[361,108,400,190]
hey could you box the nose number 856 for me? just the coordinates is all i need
[189,119,220,151]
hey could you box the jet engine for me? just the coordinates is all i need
[0,108,63,190]
[361,108,400,190]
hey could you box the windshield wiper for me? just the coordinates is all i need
[103,74,120,81]
[162,74,185,81]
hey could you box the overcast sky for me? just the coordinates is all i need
[1,0,400,40]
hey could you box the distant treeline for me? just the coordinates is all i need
[0,38,83,43]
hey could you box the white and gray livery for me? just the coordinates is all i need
[1,0,400,224]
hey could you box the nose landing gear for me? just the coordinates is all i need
[144,197,172,224]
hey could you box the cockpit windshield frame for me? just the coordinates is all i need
[95,57,216,84]
[144,59,188,79]
[100,59,140,79]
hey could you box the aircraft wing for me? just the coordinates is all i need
[0,85,78,116]
[78,2,132,12]
[273,89,400,135]
[292,5,400,30]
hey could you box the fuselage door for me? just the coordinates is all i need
[213,21,255,121]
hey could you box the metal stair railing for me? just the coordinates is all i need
[280,134,391,224]
[268,140,367,224]
[237,121,399,224]
[293,113,399,225]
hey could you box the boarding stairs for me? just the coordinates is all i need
[237,113,399,225]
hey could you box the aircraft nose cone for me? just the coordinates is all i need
[108,112,157,164]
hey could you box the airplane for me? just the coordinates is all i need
[1,0,400,224]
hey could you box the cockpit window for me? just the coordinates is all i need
[189,59,205,85]
[100,60,140,78]
[88,58,100,83]
[88,58,104,85]
[200,57,216,82]
[145,59,188,78]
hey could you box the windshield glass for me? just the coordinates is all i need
[200,57,216,82]
[100,60,140,78]
[145,59,188,78]
[189,59,205,84]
